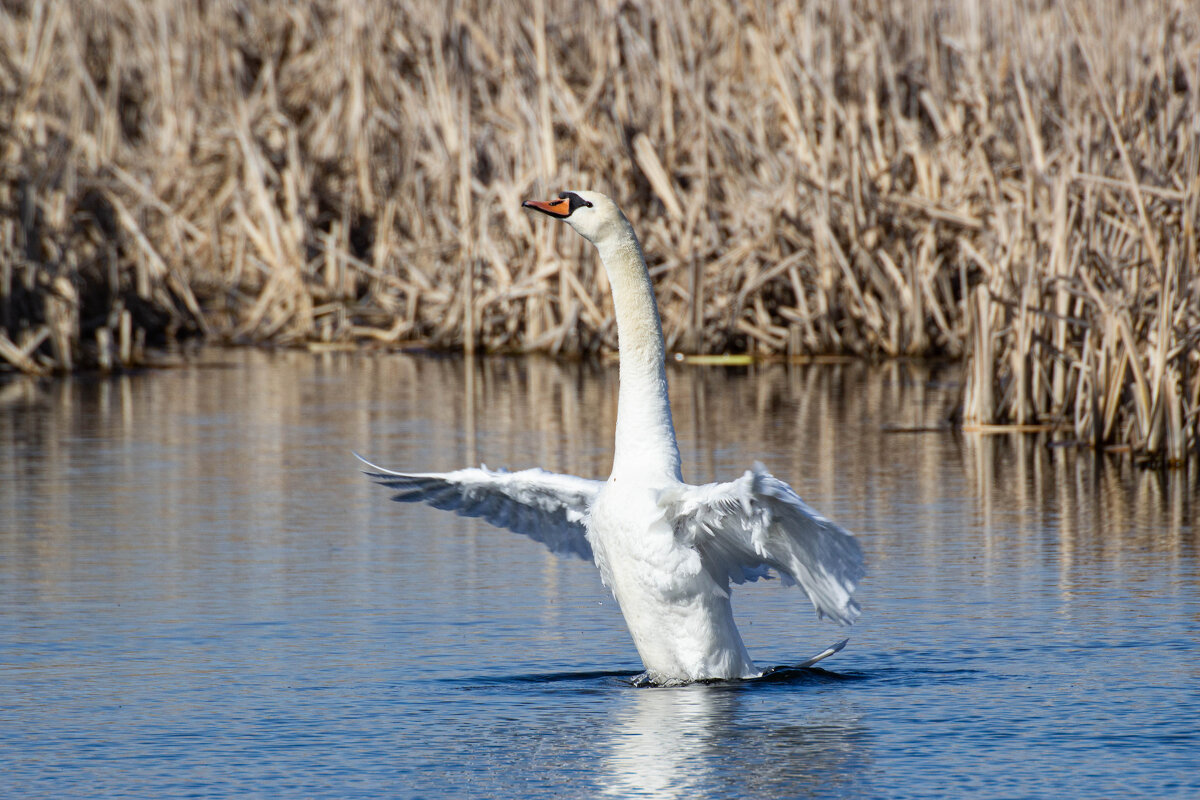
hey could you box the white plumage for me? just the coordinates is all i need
[361,190,864,684]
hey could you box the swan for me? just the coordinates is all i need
[359,190,864,685]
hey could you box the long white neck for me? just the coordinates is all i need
[595,223,682,484]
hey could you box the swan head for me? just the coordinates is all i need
[522,190,626,245]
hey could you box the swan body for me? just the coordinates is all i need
[361,190,864,684]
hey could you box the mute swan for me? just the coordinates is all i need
[360,190,864,685]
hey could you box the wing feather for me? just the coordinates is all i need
[357,454,601,561]
[660,463,865,624]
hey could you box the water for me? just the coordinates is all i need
[2,350,1197,799]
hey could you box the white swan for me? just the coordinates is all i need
[360,190,864,685]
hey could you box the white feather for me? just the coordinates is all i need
[356,454,600,561]
[657,463,863,625]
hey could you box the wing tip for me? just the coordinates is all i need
[836,598,863,626]
[354,452,419,479]
[353,451,383,471]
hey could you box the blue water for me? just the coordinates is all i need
[2,351,1197,798]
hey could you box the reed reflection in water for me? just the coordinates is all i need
[1,349,1196,799]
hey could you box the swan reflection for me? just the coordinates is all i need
[601,681,867,797]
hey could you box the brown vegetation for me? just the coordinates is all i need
[0,0,1197,461]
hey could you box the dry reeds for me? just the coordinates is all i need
[0,0,1197,461]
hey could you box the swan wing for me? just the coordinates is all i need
[356,454,600,560]
[660,463,865,625]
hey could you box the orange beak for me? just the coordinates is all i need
[522,197,572,218]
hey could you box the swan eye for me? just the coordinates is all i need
[560,192,593,213]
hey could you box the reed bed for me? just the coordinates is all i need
[0,0,1197,461]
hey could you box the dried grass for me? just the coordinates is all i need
[0,0,1197,461]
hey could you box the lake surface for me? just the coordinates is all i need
[2,349,1197,799]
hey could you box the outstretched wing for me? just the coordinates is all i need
[356,454,601,561]
[659,463,865,625]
